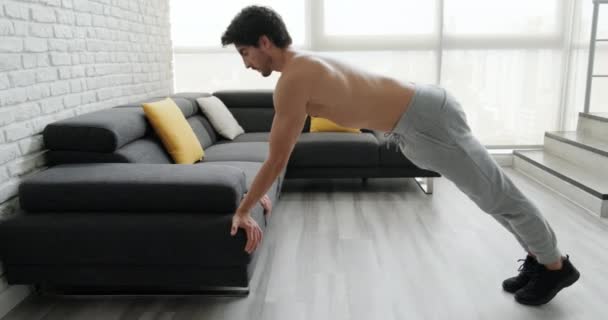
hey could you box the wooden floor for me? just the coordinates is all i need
[2,168,607,320]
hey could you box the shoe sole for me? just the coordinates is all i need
[514,269,580,306]
[502,282,526,294]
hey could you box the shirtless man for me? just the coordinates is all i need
[221,5,579,306]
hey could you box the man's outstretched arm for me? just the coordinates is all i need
[230,73,309,254]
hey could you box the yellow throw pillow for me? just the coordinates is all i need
[310,116,361,133]
[142,97,204,164]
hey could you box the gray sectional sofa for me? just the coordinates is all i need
[0,90,439,294]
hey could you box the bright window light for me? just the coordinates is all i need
[323,0,437,36]
[170,0,305,48]
[444,0,560,36]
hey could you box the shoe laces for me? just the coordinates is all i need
[517,256,541,275]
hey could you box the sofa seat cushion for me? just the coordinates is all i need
[202,142,268,163]
[288,132,379,168]
[205,161,285,201]
[19,163,247,214]
[214,132,270,144]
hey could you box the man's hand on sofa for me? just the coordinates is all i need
[243,193,273,217]
[260,194,272,217]
[231,212,263,254]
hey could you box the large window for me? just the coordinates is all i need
[319,0,438,50]
[324,0,436,36]
[445,0,561,37]
[170,0,306,49]
[171,0,606,146]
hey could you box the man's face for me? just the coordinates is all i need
[236,45,273,77]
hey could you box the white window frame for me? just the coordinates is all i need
[172,0,569,52]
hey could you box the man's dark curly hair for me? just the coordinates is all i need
[221,5,292,48]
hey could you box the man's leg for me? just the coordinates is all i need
[402,128,562,264]
[492,215,528,251]
[396,86,579,305]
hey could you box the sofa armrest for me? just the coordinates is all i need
[19,163,247,214]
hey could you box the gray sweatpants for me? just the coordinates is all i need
[386,83,562,264]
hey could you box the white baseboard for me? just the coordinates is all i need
[489,149,514,167]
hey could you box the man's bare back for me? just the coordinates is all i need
[278,52,416,133]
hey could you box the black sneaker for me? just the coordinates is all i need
[514,255,580,306]
[502,255,541,294]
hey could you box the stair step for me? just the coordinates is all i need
[578,112,608,142]
[544,131,608,172]
[544,132,608,174]
[580,112,608,122]
[513,150,608,200]
[578,112,608,122]
[513,150,608,217]
[546,131,608,157]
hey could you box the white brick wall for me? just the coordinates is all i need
[0,0,173,311]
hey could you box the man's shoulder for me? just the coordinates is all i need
[276,68,309,88]
[279,56,325,87]
[291,52,329,73]
[273,57,319,105]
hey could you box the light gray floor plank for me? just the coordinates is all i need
[2,168,607,320]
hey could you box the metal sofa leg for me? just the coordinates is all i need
[414,177,434,194]
[34,284,250,297]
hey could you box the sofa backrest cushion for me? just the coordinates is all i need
[115,136,173,163]
[114,115,220,164]
[44,107,150,153]
[118,94,220,150]
[44,97,198,153]
[116,96,200,118]
[188,115,219,149]
[43,94,224,165]
[213,90,312,133]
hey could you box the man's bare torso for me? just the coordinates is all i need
[277,52,416,132]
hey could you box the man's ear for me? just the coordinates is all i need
[259,35,271,49]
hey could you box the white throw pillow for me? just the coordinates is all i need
[196,96,245,140]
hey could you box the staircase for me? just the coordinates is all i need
[513,112,608,218]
